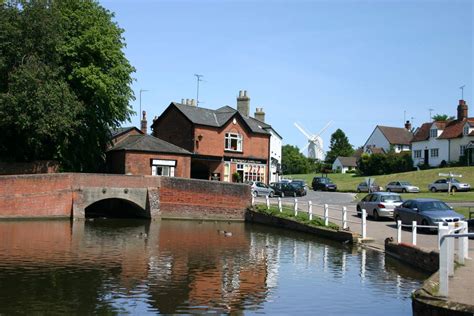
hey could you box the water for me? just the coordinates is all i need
[0,219,428,315]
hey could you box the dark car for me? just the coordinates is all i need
[393,198,465,227]
[290,179,308,195]
[312,177,337,191]
[270,182,306,197]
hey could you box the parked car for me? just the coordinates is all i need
[356,192,403,220]
[386,181,420,193]
[356,182,383,193]
[428,178,471,192]
[394,198,465,226]
[290,179,308,195]
[248,181,274,197]
[271,182,306,197]
[312,177,337,191]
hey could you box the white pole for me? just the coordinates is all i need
[266,195,270,210]
[294,198,298,216]
[342,206,347,230]
[397,220,402,244]
[437,222,444,250]
[458,221,467,265]
[439,229,449,297]
[462,221,470,260]
[278,197,282,212]
[362,209,367,239]
[308,201,313,221]
[412,221,417,246]
[324,204,329,226]
[251,195,255,206]
[448,223,455,277]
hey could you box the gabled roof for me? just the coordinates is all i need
[108,134,192,155]
[335,156,357,167]
[110,126,143,139]
[367,147,386,154]
[377,126,413,145]
[159,102,271,135]
[412,118,474,142]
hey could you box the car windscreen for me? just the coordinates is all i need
[290,182,303,188]
[448,178,460,183]
[419,201,451,212]
[399,182,411,186]
[381,195,402,202]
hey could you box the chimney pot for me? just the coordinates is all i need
[404,120,411,131]
[254,107,265,123]
[236,90,250,116]
[141,111,147,134]
[181,98,185,104]
[457,99,468,120]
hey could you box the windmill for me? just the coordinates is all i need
[294,121,333,160]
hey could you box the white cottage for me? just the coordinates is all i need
[411,100,474,166]
[332,156,357,174]
[363,123,413,154]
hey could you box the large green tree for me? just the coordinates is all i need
[281,145,312,175]
[0,0,135,171]
[325,129,354,164]
[432,114,455,121]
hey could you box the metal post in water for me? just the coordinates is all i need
[324,204,329,226]
[308,201,313,221]
[278,197,282,212]
[362,209,367,239]
[342,206,347,230]
[412,221,417,245]
[397,220,402,243]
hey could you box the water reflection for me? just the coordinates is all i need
[0,220,428,314]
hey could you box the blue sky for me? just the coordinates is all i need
[101,0,473,153]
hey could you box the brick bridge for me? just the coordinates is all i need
[0,173,250,220]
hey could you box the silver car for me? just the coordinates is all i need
[428,178,471,192]
[394,198,465,226]
[386,181,420,193]
[248,181,274,197]
[356,182,383,193]
[356,192,403,220]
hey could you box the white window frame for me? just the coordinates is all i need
[225,132,243,152]
[430,129,437,138]
[464,126,469,136]
[151,159,176,177]
[460,145,466,156]
[430,148,439,157]
[414,150,422,158]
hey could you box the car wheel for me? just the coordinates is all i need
[269,191,274,198]
[373,210,380,221]
[356,206,362,217]
[252,191,258,198]
[395,215,402,224]
[357,189,361,193]
[387,188,391,192]
[451,186,457,192]
[421,219,430,233]
[402,188,407,193]
[430,187,437,193]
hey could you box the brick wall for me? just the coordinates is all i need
[0,173,250,220]
[152,107,194,152]
[385,240,439,273]
[123,152,191,178]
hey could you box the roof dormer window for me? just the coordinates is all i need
[464,125,469,136]
[430,129,438,138]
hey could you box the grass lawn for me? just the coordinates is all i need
[288,166,474,202]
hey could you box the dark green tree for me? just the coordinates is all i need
[281,145,311,175]
[0,0,135,171]
[325,129,354,164]
[432,114,455,121]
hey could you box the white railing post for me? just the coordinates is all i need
[361,209,367,239]
[448,223,455,277]
[324,204,329,226]
[278,197,282,212]
[437,222,444,250]
[266,195,270,210]
[308,201,313,221]
[342,206,347,230]
[459,221,469,261]
[397,220,402,243]
[439,225,450,297]
[294,198,298,216]
[412,221,417,245]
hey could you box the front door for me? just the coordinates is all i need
[424,150,429,165]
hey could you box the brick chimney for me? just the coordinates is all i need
[237,90,250,117]
[404,120,411,131]
[457,99,468,121]
[254,108,265,122]
[141,111,147,134]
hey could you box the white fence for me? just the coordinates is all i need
[254,196,368,239]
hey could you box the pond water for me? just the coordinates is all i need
[0,219,427,314]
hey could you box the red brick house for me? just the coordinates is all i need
[151,92,272,183]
